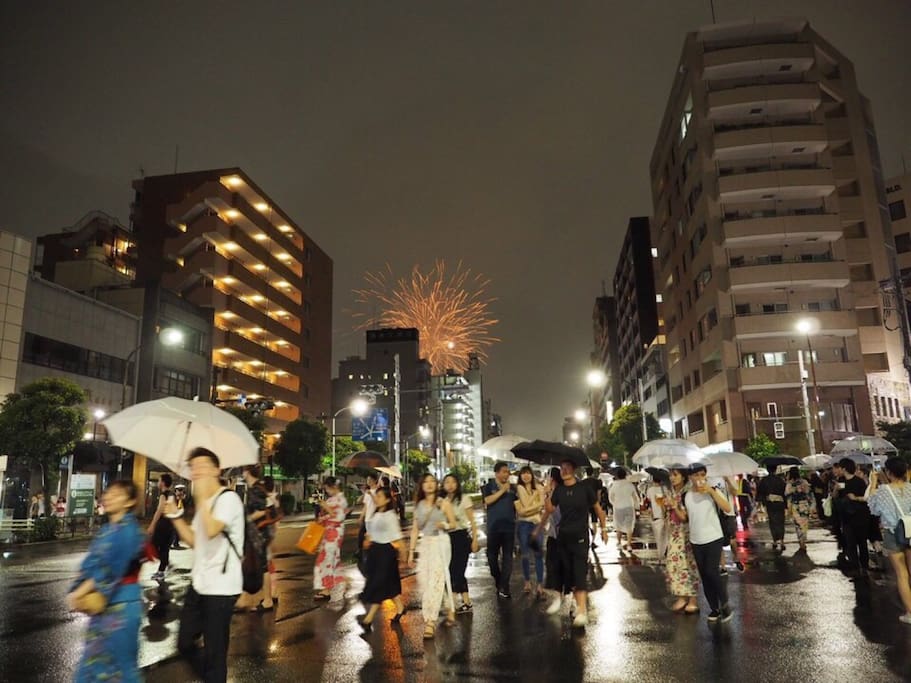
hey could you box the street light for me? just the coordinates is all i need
[795,318,824,453]
[573,408,587,423]
[331,398,370,477]
[586,369,607,388]
[568,430,581,443]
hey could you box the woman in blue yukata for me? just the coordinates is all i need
[67,480,147,682]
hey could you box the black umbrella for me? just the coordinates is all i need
[762,455,804,470]
[645,466,671,484]
[511,440,589,468]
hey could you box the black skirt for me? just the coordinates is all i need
[545,536,569,593]
[361,542,402,604]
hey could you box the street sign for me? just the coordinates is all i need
[68,473,96,517]
[773,421,785,439]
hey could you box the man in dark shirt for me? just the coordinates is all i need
[545,459,608,629]
[757,470,787,550]
[482,462,518,598]
[839,458,871,576]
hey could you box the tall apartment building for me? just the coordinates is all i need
[591,294,621,432]
[130,169,333,435]
[649,19,905,455]
[886,173,911,421]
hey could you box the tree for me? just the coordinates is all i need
[274,419,327,496]
[607,404,664,466]
[448,461,479,493]
[321,436,365,476]
[403,448,431,483]
[0,377,87,497]
[876,420,911,463]
[744,433,780,463]
[222,406,266,445]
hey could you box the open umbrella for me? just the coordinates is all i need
[831,435,897,459]
[762,455,803,470]
[703,452,759,477]
[802,454,830,469]
[100,396,259,475]
[826,452,875,467]
[645,466,670,484]
[632,439,704,468]
[375,465,403,479]
[510,440,588,468]
[478,435,530,461]
[338,450,390,469]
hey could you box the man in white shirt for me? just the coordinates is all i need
[167,447,245,683]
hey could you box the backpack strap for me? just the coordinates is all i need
[211,489,242,573]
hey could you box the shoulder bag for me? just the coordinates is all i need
[883,485,911,547]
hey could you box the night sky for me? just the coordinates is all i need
[2,2,909,439]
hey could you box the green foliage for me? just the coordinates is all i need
[29,517,59,542]
[597,404,664,466]
[876,420,911,463]
[448,462,479,493]
[278,492,296,515]
[274,419,327,482]
[363,440,388,455]
[744,433,780,463]
[321,436,365,475]
[0,377,87,496]
[222,406,267,445]
[403,448,432,482]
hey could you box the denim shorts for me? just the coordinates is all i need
[881,529,906,555]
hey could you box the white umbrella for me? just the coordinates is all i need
[375,465,403,479]
[632,439,704,468]
[831,435,897,459]
[101,397,260,475]
[802,454,830,469]
[478,434,530,461]
[703,452,759,477]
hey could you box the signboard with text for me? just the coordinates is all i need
[68,473,96,517]
[352,408,389,443]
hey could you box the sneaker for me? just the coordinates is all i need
[497,590,511,599]
[456,603,473,613]
[899,613,911,625]
[735,561,745,573]
[719,568,729,577]
[572,613,588,628]
[566,595,576,617]
[721,606,734,623]
[546,594,563,615]
[707,610,721,623]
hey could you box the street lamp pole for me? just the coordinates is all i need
[796,319,824,453]
[330,398,369,478]
[797,349,817,456]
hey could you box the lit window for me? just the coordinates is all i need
[348,374,354,380]
[651,247,658,258]
[656,294,664,303]
[679,93,693,142]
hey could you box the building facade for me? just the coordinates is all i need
[649,19,904,455]
[129,168,333,435]
[591,295,621,433]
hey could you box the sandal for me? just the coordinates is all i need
[671,599,687,613]
[684,605,700,614]
[456,603,473,613]
[391,608,406,624]
[423,624,435,640]
[314,593,331,601]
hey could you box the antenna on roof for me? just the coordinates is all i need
[709,0,716,23]
[173,145,180,174]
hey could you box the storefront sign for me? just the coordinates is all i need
[69,473,96,517]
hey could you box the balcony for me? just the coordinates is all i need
[739,360,865,390]
[703,42,814,79]
[718,167,835,202]
[721,212,841,247]
[832,156,857,183]
[727,258,850,291]
[713,123,827,161]
[707,82,820,117]
[730,310,858,340]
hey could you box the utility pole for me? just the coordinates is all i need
[798,350,817,455]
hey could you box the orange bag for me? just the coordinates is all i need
[296,522,325,554]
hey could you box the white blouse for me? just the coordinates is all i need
[366,509,403,544]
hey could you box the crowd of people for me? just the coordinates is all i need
[64,447,911,682]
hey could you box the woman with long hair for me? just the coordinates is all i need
[443,473,479,613]
[785,467,814,551]
[663,467,700,614]
[408,474,458,639]
[358,487,406,631]
[67,480,147,682]
[514,466,545,595]
[313,477,349,602]
[868,458,911,624]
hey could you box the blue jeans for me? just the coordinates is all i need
[517,521,544,583]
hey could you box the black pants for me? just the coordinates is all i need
[766,502,786,542]
[691,539,728,611]
[486,528,515,593]
[177,587,239,683]
[737,495,752,529]
[842,512,871,571]
[153,531,171,572]
[448,529,471,594]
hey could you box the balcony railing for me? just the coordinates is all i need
[723,206,828,221]
[718,162,829,177]
[729,253,834,268]
[713,116,814,133]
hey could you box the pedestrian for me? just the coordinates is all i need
[544,459,609,628]
[236,465,273,611]
[809,470,827,521]
[147,473,176,581]
[645,474,669,563]
[716,477,742,574]
[867,458,911,624]
[839,458,872,577]
[540,467,569,615]
[68,480,146,683]
[735,475,753,530]
[757,468,787,550]
[586,473,604,548]
[358,486,406,631]
[172,486,187,549]
[262,476,281,604]
[442,473,479,612]
[671,463,734,623]
[515,465,545,596]
[665,467,700,614]
[785,467,814,552]
[313,477,350,602]
[482,461,518,598]
[608,468,639,552]
[408,474,457,640]
[168,448,245,683]
[356,474,380,569]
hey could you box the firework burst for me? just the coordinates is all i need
[353,260,499,372]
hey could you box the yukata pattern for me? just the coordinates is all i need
[665,487,700,597]
[314,492,348,592]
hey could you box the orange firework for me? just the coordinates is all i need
[353,260,499,372]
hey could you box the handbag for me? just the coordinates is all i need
[296,521,325,554]
[883,486,911,547]
[822,496,833,518]
[72,590,107,616]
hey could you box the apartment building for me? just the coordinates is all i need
[885,172,911,421]
[649,19,905,455]
[130,169,333,436]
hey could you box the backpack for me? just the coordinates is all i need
[213,490,265,595]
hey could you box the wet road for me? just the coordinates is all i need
[2,514,910,682]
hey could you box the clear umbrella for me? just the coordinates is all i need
[631,439,704,468]
[703,452,760,477]
[478,434,530,461]
[802,454,830,469]
[830,435,897,460]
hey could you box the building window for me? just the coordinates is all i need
[22,332,134,385]
[872,395,879,415]
[895,233,911,254]
[687,409,705,435]
[679,93,693,143]
[890,200,907,221]
[767,402,779,417]
[762,352,787,366]
[154,367,198,399]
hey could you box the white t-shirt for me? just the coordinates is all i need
[646,484,666,520]
[363,487,378,521]
[192,488,245,596]
[609,480,639,510]
[365,509,403,544]
[685,489,723,545]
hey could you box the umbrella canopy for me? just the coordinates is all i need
[831,435,897,457]
[632,439,704,468]
[645,466,670,484]
[826,452,875,467]
[510,440,588,468]
[375,465,402,479]
[628,471,648,483]
[101,397,260,475]
[478,434,530,461]
[703,452,760,477]
[802,454,831,469]
[762,455,804,471]
[338,450,390,469]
